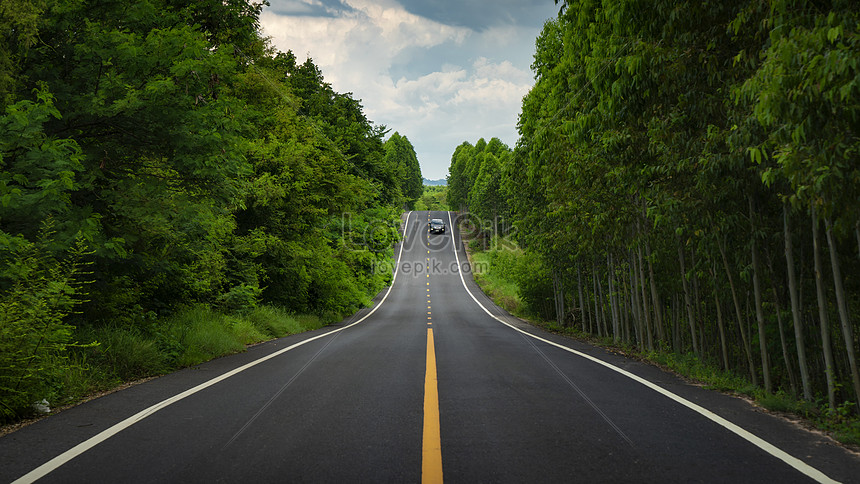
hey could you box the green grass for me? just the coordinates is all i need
[244,305,304,337]
[3,305,341,424]
[644,351,754,394]
[165,306,246,367]
[87,326,169,380]
[230,318,269,346]
[470,251,525,318]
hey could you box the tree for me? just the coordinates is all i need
[383,132,422,208]
[455,0,860,408]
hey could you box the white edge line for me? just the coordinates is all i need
[445,211,838,484]
[13,212,415,484]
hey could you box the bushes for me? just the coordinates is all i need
[468,237,555,322]
[0,0,414,425]
[483,244,555,321]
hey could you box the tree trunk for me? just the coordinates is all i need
[645,242,664,344]
[618,261,630,344]
[824,217,860,408]
[592,261,602,338]
[631,255,644,346]
[719,236,758,386]
[596,260,608,337]
[639,245,654,350]
[623,271,632,344]
[608,254,620,342]
[812,208,837,409]
[552,268,565,327]
[678,239,699,356]
[855,221,860,261]
[785,204,813,400]
[771,284,798,397]
[710,264,729,371]
[672,293,680,353]
[691,250,704,358]
[577,262,587,333]
[750,196,772,393]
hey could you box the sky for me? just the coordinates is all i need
[260,0,561,180]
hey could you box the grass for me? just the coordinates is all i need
[245,305,304,337]
[643,350,756,394]
[164,306,247,367]
[1,304,342,427]
[469,250,525,318]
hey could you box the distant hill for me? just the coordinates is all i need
[423,178,447,186]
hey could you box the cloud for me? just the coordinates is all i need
[397,0,560,31]
[384,58,530,156]
[267,0,352,17]
[262,0,469,69]
[261,0,556,179]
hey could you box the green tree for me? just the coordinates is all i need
[457,0,860,409]
[383,132,422,208]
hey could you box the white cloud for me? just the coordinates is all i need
[261,0,552,179]
[261,1,468,74]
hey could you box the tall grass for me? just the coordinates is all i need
[2,305,341,423]
[165,307,247,367]
[471,251,524,317]
[245,305,303,337]
[79,326,168,380]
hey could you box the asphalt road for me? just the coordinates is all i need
[2,211,860,483]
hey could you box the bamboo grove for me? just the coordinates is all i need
[0,0,423,418]
[448,0,860,409]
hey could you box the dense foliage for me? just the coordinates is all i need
[383,132,423,209]
[415,185,449,212]
[0,0,418,419]
[450,0,860,410]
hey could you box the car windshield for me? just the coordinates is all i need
[431,219,444,225]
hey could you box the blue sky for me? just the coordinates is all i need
[261,0,560,180]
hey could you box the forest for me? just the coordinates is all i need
[0,0,422,421]
[449,0,860,419]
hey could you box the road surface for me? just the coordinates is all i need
[2,211,859,483]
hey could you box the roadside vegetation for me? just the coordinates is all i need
[463,228,860,447]
[447,0,860,446]
[56,307,331,411]
[0,0,420,424]
[415,185,450,212]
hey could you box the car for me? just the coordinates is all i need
[428,218,446,234]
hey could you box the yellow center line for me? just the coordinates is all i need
[423,328,443,483]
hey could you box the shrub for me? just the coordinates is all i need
[0,225,90,421]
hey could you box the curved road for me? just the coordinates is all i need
[2,211,859,483]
